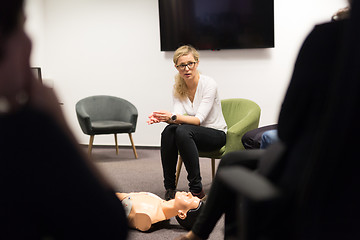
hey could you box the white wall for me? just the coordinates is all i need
[25,0,347,147]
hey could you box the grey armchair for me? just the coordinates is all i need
[76,95,138,158]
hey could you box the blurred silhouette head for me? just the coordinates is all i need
[0,0,24,60]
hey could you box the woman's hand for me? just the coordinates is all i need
[147,111,172,124]
[147,112,160,124]
[153,110,172,122]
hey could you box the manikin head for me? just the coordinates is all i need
[174,191,201,220]
[174,192,205,230]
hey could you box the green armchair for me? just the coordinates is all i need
[175,98,261,187]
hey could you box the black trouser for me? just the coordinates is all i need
[160,124,226,193]
[192,149,264,239]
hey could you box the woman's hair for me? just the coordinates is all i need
[172,45,200,100]
[0,0,24,59]
[175,200,204,230]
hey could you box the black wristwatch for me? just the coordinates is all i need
[171,114,177,121]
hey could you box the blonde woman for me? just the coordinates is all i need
[148,45,227,200]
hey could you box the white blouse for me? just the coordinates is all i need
[172,75,227,133]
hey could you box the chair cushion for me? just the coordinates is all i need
[91,121,133,134]
[199,146,225,159]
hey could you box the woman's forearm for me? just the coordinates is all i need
[172,114,200,125]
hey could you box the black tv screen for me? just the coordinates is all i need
[158,0,274,51]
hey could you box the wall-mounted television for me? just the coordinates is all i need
[158,0,274,51]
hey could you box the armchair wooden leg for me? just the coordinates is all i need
[128,133,138,159]
[114,134,119,155]
[88,135,94,155]
[211,158,216,180]
[175,156,183,188]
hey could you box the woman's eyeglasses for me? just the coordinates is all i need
[176,62,197,70]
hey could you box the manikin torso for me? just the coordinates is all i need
[118,192,167,231]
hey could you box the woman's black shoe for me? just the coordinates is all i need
[165,189,177,200]
[191,189,205,199]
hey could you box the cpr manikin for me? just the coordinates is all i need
[116,191,202,231]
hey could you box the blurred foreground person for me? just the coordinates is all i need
[0,1,128,239]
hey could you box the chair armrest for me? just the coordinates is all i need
[76,106,92,135]
[224,113,260,154]
[218,166,280,201]
[129,113,138,132]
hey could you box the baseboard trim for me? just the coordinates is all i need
[79,144,160,150]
